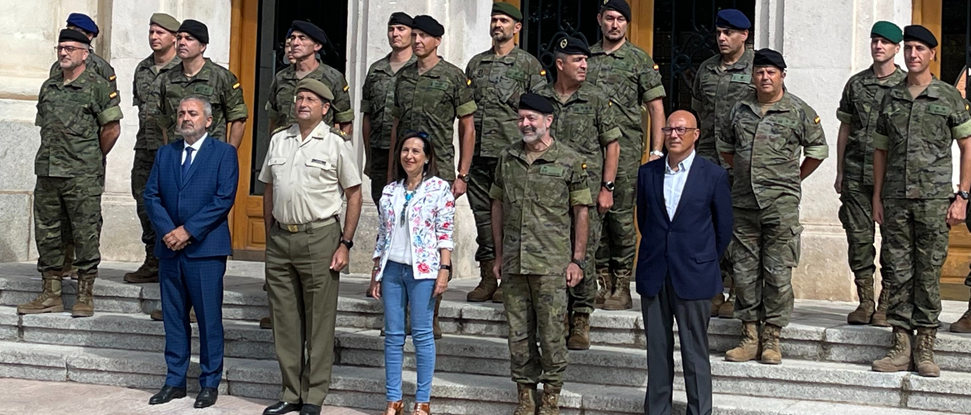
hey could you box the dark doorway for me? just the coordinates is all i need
[941,0,971,90]
[520,0,603,82]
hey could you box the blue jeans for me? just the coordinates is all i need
[382,260,436,402]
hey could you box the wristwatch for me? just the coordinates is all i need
[649,150,665,157]
[957,190,970,200]
[571,258,587,269]
[457,173,471,183]
[340,239,354,250]
[602,181,615,192]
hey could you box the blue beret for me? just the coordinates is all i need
[519,93,554,114]
[555,36,590,56]
[66,13,99,37]
[715,9,750,30]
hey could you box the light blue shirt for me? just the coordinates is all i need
[663,150,696,221]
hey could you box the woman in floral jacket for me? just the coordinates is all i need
[369,131,455,415]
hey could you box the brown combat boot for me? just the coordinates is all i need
[915,327,941,377]
[760,324,783,365]
[537,385,561,415]
[595,268,612,309]
[492,280,504,303]
[710,292,725,317]
[718,287,735,319]
[567,312,590,350]
[72,273,96,318]
[513,383,538,415]
[466,260,497,302]
[123,255,159,283]
[603,270,633,310]
[872,326,912,372]
[847,278,875,325]
[871,287,890,327]
[259,316,272,329]
[949,299,971,333]
[433,296,443,339]
[17,271,64,314]
[726,321,760,362]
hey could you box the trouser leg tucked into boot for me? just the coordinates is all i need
[950,298,971,333]
[760,324,783,365]
[915,327,940,377]
[602,269,633,310]
[871,285,890,327]
[467,259,497,302]
[72,272,96,318]
[17,271,64,314]
[595,268,611,309]
[537,385,561,415]
[872,326,912,372]
[567,312,590,350]
[847,275,875,325]
[726,321,760,362]
[513,383,538,415]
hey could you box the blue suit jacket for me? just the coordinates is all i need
[144,135,239,259]
[635,155,733,301]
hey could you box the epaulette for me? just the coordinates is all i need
[271,125,289,136]
[330,126,351,141]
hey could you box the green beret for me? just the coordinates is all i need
[296,78,334,101]
[492,2,523,21]
[871,21,902,43]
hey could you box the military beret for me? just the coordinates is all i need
[178,19,209,44]
[412,15,445,37]
[519,93,554,115]
[150,13,181,33]
[58,28,91,45]
[871,21,902,43]
[904,25,937,48]
[296,78,334,101]
[492,2,523,22]
[600,0,631,22]
[715,9,751,30]
[66,13,99,37]
[555,36,590,56]
[753,48,786,69]
[291,20,329,45]
[388,12,413,27]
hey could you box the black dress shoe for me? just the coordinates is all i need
[148,385,186,405]
[263,401,302,415]
[194,387,218,409]
[300,404,322,415]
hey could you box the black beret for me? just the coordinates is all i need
[67,13,99,37]
[715,9,751,30]
[58,28,90,45]
[291,20,329,45]
[388,12,413,27]
[600,0,632,22]
[555,36,590,56]
[904,25,938,48]
[412,15,444,37]
[753,48,786,69]
[493,2,523,21]
[519,93,554,115]
[178,19,209,44]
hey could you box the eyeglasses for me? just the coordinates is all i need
[661,127,699,136]
[55,46,84,53]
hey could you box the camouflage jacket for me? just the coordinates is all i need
[361,54,416,150]
[152,58,248,141]
[836,65,906,185]
[49,50,117,90]
[266,60,354,129]
[691,48,755,164]
[132,54,181,150]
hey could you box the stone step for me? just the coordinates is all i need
[0,340,965,415]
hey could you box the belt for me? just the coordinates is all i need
[277,217,338,233]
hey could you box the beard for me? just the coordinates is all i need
[491,30,512,43]
[521,126,546,144]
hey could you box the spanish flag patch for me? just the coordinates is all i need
[109,91,118,99]
[540,69,547,76]
[232,82,240,90]
[814,116,820,124]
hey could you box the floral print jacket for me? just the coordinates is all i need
[373,176,455,281]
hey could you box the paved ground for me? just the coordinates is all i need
[0,378,371,415]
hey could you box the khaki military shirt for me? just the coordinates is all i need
[716,91,829,209]
[691,48,755,164]
[393,59,478,182]
[361,54,417,150]
[587,40,666,167]
[465,47,547,158]
[873,78,971,200]
[35,67,123,178]
[535,82,622,199]
[491,140,592,275]
[266,60,354,129]
[50,50,117,90]
[132,54,181,150]
[836,65,906,186]
[258,121,362,225]
[153,58,248,141]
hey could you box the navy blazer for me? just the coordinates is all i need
[144,135,239,259]
[635,155,733,301]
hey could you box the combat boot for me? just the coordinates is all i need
[603,270,633,310]
[537,385,561,415]
[595,268,612,309]
[492,280,504,303]
[433,296,442,339]
[847,278,875,325]
[72,272,96,318]
[949,299,971,333]
[567,312,590,350]
[466,260,497,302]
[915,327,941,377]
[725,321,760,362]
[710,292,724,317]
[718,286,735,319]
[17,271,64,314]
[872,326,912,372]
[513,383,538,415]
[871,287,890,327]
[259,317,272,329]
[760,324,783,365]
[123,255,159,284]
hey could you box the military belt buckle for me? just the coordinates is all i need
[287,224,299,232]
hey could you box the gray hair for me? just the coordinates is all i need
[180,95,213,118]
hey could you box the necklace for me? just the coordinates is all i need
[400,190,416,227]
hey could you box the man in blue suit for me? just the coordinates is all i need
[636,110,732,415]
[144,96,239,409]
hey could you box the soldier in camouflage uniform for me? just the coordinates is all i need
[717,49,828,365]
[586,0,666,311]
[870,26,971,378]
[18,29,123,318]
[492,93,591,415]
[535,36,621,350]
[690,9,754,318]
[835,22,906,326]
[123,13,182,285]
[465,2,546,304]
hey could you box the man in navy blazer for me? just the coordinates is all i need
[636,110,732,415]
[144,96,239,409]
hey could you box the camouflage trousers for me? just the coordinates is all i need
[34,176,103,275]
[468,156,498,262]
[502,273,568,388]
[367,146,390,206]
[131,149,157,255]
[571,208,604,315]
[731,196,801,327]
[595,166,637,272]
[838,181,888,289]
[881,198,947,329]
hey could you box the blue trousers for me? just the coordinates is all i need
[159,254,226,389]
[381,261,436,402]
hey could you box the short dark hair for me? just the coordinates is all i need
[392,131,439,183]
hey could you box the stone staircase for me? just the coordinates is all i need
[1,261,970,414]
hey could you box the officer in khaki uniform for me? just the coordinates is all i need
[259,79,363,415]
[465,2,546,303]
[492,93,591,415]
[18,29,123,318]
[718,49,828,365]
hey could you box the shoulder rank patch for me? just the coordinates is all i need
[108,75,116,81]
[652,64,659,71]
[271,125,289,135]
[232,82,240,90]
[109,91,118,99]
[540,69,547,76]
[814,116,820,124]
[343,85,349,92]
